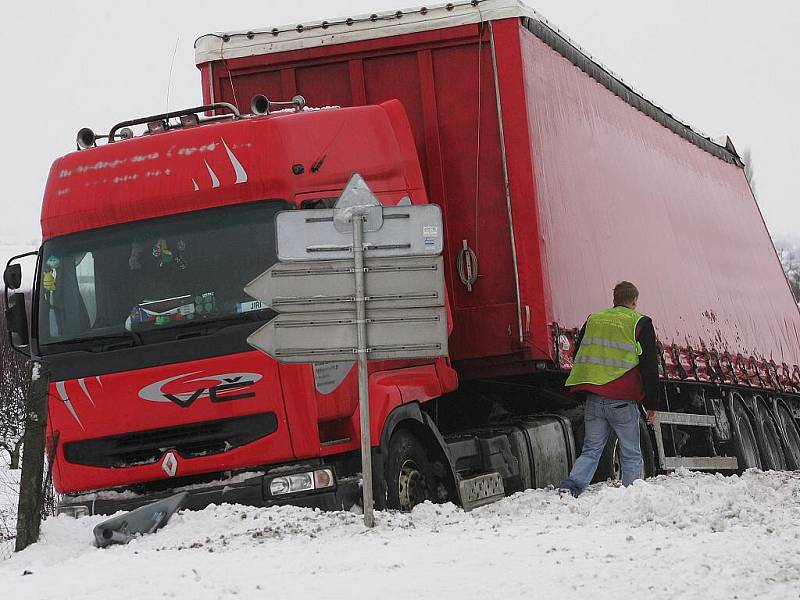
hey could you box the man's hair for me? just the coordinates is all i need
[613,281,639,307]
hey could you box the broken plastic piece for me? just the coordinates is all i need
[93,492,188,548]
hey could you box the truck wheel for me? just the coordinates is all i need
[750,396,786,471]
[727,393,762,471]
[585,416,655,483]
[385,430,435,511]
[772,399,800,470]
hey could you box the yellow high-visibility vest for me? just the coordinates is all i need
[565,306,644,387]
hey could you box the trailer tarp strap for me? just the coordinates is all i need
[488,20,525,345]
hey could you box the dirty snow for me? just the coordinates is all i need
[1,469,799,599]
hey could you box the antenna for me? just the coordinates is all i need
[165,36,180,123]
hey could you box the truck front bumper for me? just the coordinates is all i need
[58,468,362,516]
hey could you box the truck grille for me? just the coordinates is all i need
[63,412,278,468]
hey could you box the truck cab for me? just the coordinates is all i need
[12,99,459,512]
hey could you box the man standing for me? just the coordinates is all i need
[558,281,661,497]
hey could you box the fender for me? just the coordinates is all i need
[377,401,461,507]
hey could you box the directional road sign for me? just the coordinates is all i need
[244,172,449,528]
[244,256,445,313]
[247,306,448,363]
[276,205,444,261]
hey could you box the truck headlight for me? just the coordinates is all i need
[269,477,291,495]
[288,472,313,492]
[268,468,334,497]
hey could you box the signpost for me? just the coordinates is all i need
[245,173,448,527]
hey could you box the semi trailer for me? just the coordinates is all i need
[5,0,800,516]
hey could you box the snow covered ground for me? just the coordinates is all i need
[1,468,799,599]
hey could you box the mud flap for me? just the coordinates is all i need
[93,492,188,548]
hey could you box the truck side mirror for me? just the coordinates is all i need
[6,291,30,349]
[3,251,37,355]
[3,263,22,289]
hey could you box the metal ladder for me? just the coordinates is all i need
[651,411,738,471]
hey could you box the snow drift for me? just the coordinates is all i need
[1,469,799,599]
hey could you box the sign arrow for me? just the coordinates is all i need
[244,255,445,313]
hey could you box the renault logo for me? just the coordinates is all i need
[162,452,178,477]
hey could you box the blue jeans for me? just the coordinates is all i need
[560,394,643,496]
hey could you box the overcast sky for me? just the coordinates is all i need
[2,0,798,246]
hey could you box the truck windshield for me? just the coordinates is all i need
[37,201,290,349]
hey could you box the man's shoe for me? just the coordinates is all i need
[557,480,580,498]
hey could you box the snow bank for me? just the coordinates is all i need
[1,469,799,599]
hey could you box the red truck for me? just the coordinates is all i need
[5,0,800,515]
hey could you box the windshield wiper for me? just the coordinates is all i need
[169,312,273,339]
[52,331,143,352]
[45,312,272,352]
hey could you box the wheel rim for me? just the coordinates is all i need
[776,404,800,468]
[397,459,429,511]
[731,396,761,469]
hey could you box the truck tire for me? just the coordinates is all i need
[385,430,435,511]
[750,396,786,471]
[727,393,762,471]
[772,399,800,470]
[581,416,655,484]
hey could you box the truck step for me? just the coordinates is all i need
[659,456,739,470]
[458,472,505,511]
[651,411,717,427]
[651,411,738,471]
